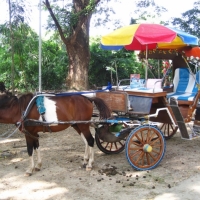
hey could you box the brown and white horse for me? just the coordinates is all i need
[0,93,111,176]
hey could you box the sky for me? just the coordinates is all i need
[89,0,197,36]
[0,0,197,37]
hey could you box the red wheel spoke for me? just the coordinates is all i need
[147,131,156,143]
[146,153,151,165]
[152,149,160,154]
[149,137,160,146]
[141,151,145,166]
[158,123,178,139]
[135,133,143,144]
[140,131,145,143]
[129,146,142,151]
[104,142,109,149]
[131,140,142,146]
[145,129,150,143]
[109,143,113,151]
[114,142,118,150]
[152,144,162,148]
[129,149,141,158]
[118,141,125,146]
[135,151,145,164]
[160,124,164,130]
[148,152,157,161]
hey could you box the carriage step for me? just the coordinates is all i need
[169,97,190,139]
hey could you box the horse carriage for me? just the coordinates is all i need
[94,47,200,171]
[1,24,200,176]
[96,24,200,170]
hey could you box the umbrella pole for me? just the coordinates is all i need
[145,45,148,86]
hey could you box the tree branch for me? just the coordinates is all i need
[43,0,68,44]
[71,0,101,42]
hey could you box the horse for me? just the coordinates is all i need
[0,92,111,176]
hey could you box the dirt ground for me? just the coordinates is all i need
[1,123,200,200]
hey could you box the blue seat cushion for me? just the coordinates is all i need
[166,68,199,101]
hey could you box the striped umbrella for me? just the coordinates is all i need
[101,24,199,51]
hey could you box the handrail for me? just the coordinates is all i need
[117,79,132,89]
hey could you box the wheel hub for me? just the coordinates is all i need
[143,144,152,152]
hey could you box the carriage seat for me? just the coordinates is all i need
[123,78,163,93]
[167,68,200,102]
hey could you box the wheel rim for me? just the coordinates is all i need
[126,125,166,170]
[95,133,126,154]
[158,123,178,139]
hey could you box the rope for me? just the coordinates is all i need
[182,56,199,87]
[0,123,22,141]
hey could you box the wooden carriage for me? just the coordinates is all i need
[94,48,200,170]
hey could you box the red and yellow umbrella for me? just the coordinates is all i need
[101,24,199,51]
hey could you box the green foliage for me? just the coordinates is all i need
[147,59,163,78]
[89,37,144,87]
[0,22,68,92]
[41,40,68,91]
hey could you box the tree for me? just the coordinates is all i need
[0,22,68,92]
[44,0,120,90]
[2,0,31,93]
[171,2,200,38]
[133,0,167,24]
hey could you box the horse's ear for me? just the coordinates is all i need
[6,91,13,97]
[0,82,6,93]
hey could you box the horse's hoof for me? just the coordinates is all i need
[35,168,41,172]
[86,166,92,171]
[82,164,87,168]
[24,173,32,177]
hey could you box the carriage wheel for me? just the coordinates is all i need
[95,133,126,154]
[125,125,166,171]
[158,123,178,140]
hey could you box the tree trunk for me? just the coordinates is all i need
[44,0,98,90]
[65,19,90,90]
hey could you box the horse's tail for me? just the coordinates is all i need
[90,97,111,119]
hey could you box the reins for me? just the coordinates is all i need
[0,123,21,141]
[0,122,39,141]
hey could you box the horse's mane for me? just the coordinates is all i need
[0,93,18,109]
[0,92,34,111]
[18,93,34,111]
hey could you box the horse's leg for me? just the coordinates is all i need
[25,149,35,176]
[25,135,40,176]
[73,124,94,171]
[84,136,94,171]
[34,147,42,171]
[80,133,90,167]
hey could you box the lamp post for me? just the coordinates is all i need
[38,0,42,92]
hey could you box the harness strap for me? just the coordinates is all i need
[41,114,52,133]
[16,118,39,140]
[22,128,39,140]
